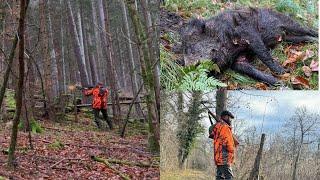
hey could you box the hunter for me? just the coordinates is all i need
[210,110,238,180]
[83,82,113,130]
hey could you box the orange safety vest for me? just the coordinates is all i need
[84,87,109,109]
[211,121,235,165]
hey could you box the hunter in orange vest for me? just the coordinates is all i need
[83,82,113,130]
[210,110,238,180]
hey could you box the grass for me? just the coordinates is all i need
[4,89,15,110]
[161,169,211,180]
[163,0,318,89]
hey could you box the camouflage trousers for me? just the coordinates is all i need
[216,165,233,180]
[93,109,113,130]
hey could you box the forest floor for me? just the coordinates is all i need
[160,170,211,180]
[0,112,159,179]
[160,0,318,90]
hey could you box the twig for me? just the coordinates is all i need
[121,83,144,137]
[50,158,83,169]
[91,155,131,180]
[107,158,159,168]
[50,158,66,169]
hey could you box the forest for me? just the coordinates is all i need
[161,90,320,179]
[160,0,318,90]
[0,0,160,179]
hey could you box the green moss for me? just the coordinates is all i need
[126,120,149,136]
[4,89,15,110]
[18,119,43,134]
[48,140,64,150]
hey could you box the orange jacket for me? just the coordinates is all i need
[84,87,109,109]
[211,121,235,165]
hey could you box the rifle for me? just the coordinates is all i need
[76,85,94,90]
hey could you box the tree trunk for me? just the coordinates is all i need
[0,30,19,111]
[293,133,304,180]
[125,0,160,152]
[120,0,144,117]
[216,88,227,120]
[47,0,59,97]
[90,0,103,82]
[249,133,266,180]
[104,1,121,126]
[116,31,127,88]
[141,0,161,123]
[77,0,90,84]
[97,0,107,83]
[21,34,35,131]
[87,31,98,85]
[8,0,28,168]
[67,1,89,87]
[40,0,55,121]
[59,0,66,93]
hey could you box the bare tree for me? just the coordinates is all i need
[284,106,320,180]
[215,88,227,119]
[67,1,89,87]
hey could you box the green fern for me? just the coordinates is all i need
[179,60,226,92]
[161,45,227,92]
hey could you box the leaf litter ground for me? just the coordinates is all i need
[0,116,159,179]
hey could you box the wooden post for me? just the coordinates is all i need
[249,133,266,180]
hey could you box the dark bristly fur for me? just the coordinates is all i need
[179,8,318,85]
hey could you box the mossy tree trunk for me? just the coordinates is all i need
[8,0,29,168]
[177,91,202,169]
[125,0,160,153]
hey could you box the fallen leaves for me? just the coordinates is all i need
[282,48,305,67]
[302,66,312,77]
[0,118,159,179]
[291,76,310,89]
[255,83,268,90]
[281,45,317,89]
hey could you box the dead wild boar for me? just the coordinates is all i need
[178,8,318,85]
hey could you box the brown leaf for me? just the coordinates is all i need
[276,73,291,81]
[291,76,310,88]
[227,83,238,90]
[302,66,312,77]
[255,83,268,90]
[283,51,305,67]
